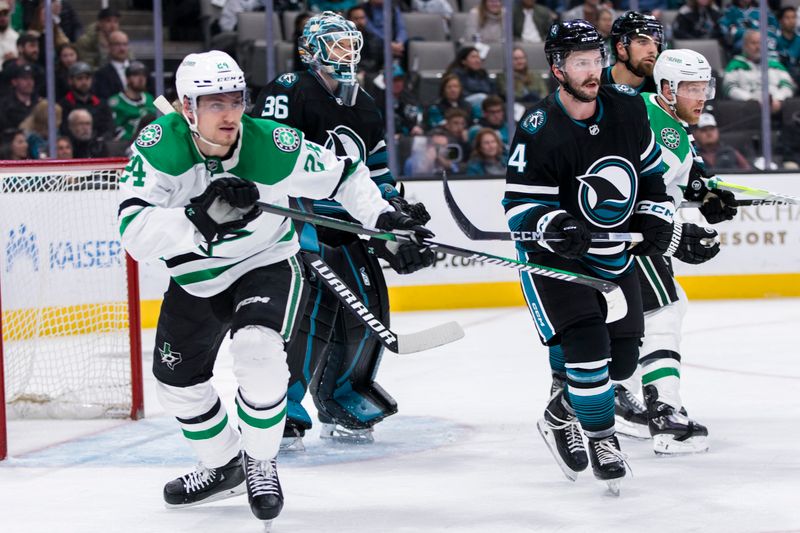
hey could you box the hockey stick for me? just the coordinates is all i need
[256,201,628,323]
[442,172,643,243]
[301,253,464,354]
[705,177,800,205]
[681,198,795,208]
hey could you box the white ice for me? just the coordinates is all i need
[2,299,799,533]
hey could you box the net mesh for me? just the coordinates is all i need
[1,164,133,419]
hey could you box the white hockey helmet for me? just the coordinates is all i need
[653,49,715,105]
[175,50,246,113]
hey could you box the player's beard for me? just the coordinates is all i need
[627,55,656,78]
[563,72,600,103]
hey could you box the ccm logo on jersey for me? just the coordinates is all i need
[236,296,271,312]
[635,200,675,222]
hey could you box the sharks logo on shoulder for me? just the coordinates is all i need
[611,84,637,96]
[276,73,298,87]
[576,156,637,228]
[324,125,367,162]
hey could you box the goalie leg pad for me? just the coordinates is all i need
[310,239,397,429]
[156,380,240,468]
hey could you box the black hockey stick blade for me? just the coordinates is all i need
[256,202,628,323]
[442,172,642,243]
[302,253,465,354]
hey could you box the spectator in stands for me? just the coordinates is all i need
[403,128,463,176]
[347,6,382,74]
[19,100,62,159]
[466,128,506,176]
[93,30,131,100]
[0,2,19,68]
[0,63,39,132]
[1,32,45,97]
[719,0,778,55]
[446,46,498,106]
[723,29,796,115]
[376,64,424,136]
[468,95,509,146]
[562,0,615,28]
[55,43,78,100]
[292,12,312,73]
[65,108,108,159]
[614,0,667,17]
[596,6,613,38]
[442,107,472,160]
[309,0,360,13]
[694,113,752,171]
[75,7,120,68]
[108,61,157,142]
[672,0,722,41]
[513,0,556,44]
[362,0,408,62]
[55,1,83,43]
[777,6,800,85]
[0,128,30,159]
[465,0,505,44]
[426,73,475,128]
[56,135,73,159]
[59,61,115,139]
[412,0,454,21]
[30,0,71,59]
[497,46,548,106]
[219,0,269,33]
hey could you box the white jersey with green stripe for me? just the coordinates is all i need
[642,92,694,205]
[118,113,390,297]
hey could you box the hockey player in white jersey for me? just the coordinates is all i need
[117,51,432,525]
[617,49,738,453]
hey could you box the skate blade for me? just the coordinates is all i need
[653,434,710,455]
[279,436,305,453]
[614,416,651,440]
[262,519,274,532]
[164,481,247,509]
[605,479,621,497]
[536,418,580,482]
[319,424,375,445]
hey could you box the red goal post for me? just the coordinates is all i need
[0,158,143,460]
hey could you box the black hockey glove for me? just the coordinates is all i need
[185,178,261,242]
[375,208,434,244]
[629,201,674,257]
[369,237,435,275]
[685,164,738,224]
[541,212,591,259]
[665,223,720,265]
[388,196,432,225]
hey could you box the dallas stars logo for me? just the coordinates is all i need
[136,124,162,148]
[660,127,681,150]
[273,127,300,152]
[159,342,182,370]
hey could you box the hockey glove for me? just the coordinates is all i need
[685,164,738,224]
[665,223,720,265]
[185,178,261,242]
[369,237,435,275]
[542,212,591,259]
[388,196,432,225]
[629,201,675,257]
[375,208,434,244]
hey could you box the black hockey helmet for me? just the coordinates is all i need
[544,20,606,67]
[610,11,664,54]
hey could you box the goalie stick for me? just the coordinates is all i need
[301,253,464,354]
[442,172,643,243]
[256,201,629,323]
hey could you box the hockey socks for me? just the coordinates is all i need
[565,361,616,439]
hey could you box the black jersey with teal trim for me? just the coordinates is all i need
[504,85,669,279]
[252,71,394,218]
[601,66,657,94]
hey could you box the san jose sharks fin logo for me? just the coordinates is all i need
[576,156,637,228]
[324,125,367,162]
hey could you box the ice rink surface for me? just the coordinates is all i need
[2,299,799,533]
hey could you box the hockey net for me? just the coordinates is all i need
[0,158,143,459]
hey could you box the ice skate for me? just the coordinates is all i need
[587,435,628,496]
[537,388,588,482]
[319,422,375,444]
[614,386,650,440]
[163,455,246,508]
[243,452,284,522]
[644,385,709,455]
[280,418,307,452]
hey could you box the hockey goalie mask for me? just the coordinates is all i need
[300,11,363,106]
[654,49,716,107]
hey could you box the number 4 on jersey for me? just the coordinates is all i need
[509,144,526,173]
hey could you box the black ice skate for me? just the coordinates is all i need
[243,452,284,523]
[537,388,588,482]
[163,455,246,508]
[614,386,650,440]
[280,418,308,452]
[644,385,709,455]
[587,434,628,496]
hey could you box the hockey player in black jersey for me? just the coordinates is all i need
[600,11,663,95]
[505,20,674,493]
[252,11,434,448]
